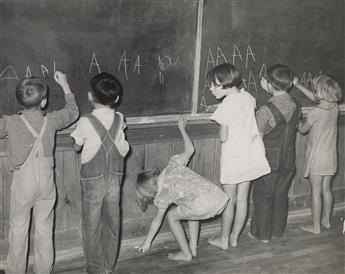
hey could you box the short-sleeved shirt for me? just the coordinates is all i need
[71,108,129,164]
[210,89,271,184]
[304,102,339,177]
[153,154,229,220]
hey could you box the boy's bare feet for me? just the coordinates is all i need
[300,225,321,234]
[247,231,270,243]
[208,237,229,250]
[168,251,192,261]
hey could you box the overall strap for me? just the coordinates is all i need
[20,116,48,156]
[266,101,287,126]
[87,114,117,147]
[20,115,39,137]
[87,114,119,169]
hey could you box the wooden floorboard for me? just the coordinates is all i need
[26,212,345,274]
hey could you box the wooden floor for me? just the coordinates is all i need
[28,212,345,274]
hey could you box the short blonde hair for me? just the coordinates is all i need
[135,168,160,212]
[313,74,343,103]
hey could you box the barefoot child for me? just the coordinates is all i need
[71,72,129,274]
[293,74,342,234]
[135,117,229,261]
[207,63,271,249]
[0,72,79,274]
[250,64,301,242]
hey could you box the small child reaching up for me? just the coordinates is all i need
[135,117,229,261]
[293,74,342,234]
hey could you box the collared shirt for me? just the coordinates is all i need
[0,94,79,169]
[70,107,129,164]
[256,93,297,136]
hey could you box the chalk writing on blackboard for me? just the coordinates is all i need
[0,51,181,85]
[199,44,320,111]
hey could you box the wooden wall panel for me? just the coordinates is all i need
[0,117,344,261]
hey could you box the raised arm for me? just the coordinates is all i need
[50,71,79,130]
[293,77,318,103]
[177,117,195,160]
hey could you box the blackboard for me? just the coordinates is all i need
[0,0,197,117]
[198,0,344,111]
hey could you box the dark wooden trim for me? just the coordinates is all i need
[0,113,344,152]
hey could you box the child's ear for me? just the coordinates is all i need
[87,91,93,102]
[40,98,47,109]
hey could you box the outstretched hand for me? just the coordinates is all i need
[177,116,187,130]
[54,71,72,94]
[293,77,300,87]
[134,242,151,253]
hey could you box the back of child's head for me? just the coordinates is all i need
[266,64,293,91]
[313,74,343,103]
[15,77,48,109]
[207,63,242,89]
[135,168,160,212]
[90,72,123,108]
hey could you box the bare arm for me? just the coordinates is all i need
[293,77,318,103]
[135,209,166,252]
[177,117,195,160]
[73,142,83,152]
[298,118,312,134]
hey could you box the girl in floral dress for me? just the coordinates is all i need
[134,117,229,261]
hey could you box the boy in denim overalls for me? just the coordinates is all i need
[250,64,301,242]
[0,72,79,274]
[71,72,129,274]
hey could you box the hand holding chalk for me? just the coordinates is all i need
[177,116,187,131]
[293,77,301,88]
[54,71,72,94]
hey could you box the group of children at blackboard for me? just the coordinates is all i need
[0,61,342,273]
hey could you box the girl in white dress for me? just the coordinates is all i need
[208,63,271,249]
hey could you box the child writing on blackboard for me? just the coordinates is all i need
[0,72,79,274]
[134,117,229,261]
[70,72,129,274]
[293,74,342,234]
[207,63,271,249]
[250,64,300,242]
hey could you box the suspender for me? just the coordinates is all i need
[266,101,286,126]
[86,113,120,168]
[20,115,48,157]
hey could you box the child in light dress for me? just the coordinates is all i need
[207,63,271,249]
[134,117,229,261]
[293,74,342,234]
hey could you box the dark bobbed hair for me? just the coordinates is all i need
[15,77,48,109]
[207,63,242,89]
[266,64,293,91]
[135,168,160,212]
[90,72,123,108]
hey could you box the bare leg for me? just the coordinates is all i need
[188,220,200,257]
[321,175,333,229]
[230,181,251,247]
[166,209,192,261]
[301,174,322,234]
[209,184,237,250]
